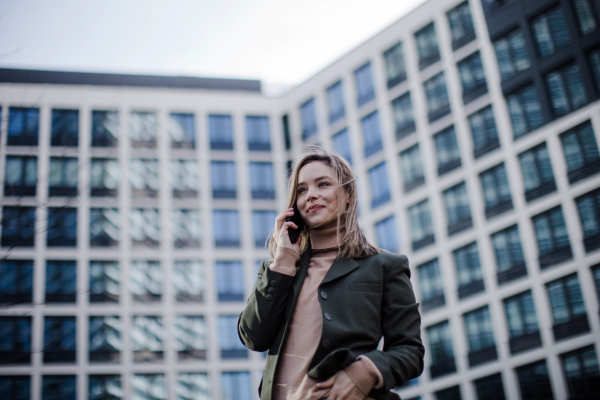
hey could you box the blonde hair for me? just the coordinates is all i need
[268,145,379,259]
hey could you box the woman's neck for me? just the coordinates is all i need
[309,218,344,250]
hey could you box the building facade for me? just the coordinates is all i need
[1,0,600,399]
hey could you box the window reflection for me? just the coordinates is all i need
[89,261,120,303]
[129,111,157,148]
[89,317,121,362]
[131,374,167,400]
[246,115,271,151]
[169,113,195,149]
[90,208,119,247]
[170,159,198,198]
[0,260,33,304]
[1,206,35,247]
[8,107,39,146]
[45,260,76,303]
[47,208,77,247]
[130,261,162,302]
[300,99,317,140]
[130,208,160,247]
[354,63,375,106]
[326,82,345,123]
[174,315,207,360]
[211,161,237,199]
[44,317,76,363]
[177,373,210,400]
[51,109,78,147]
[173,260,205,302]
[92,110,118,147]
[249,162,275,199]
[209,114,233,150]
[131,317,164,362]
[91,158,119,197]
[4,155,37,196]
[89,375,123,400]
[129,159,159,198]
[48,157,78,197]
[171,209,201,248]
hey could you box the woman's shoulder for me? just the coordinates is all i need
[359,250,409,271]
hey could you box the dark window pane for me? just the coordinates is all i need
[249,162,275,199]
[453,242,484,298]
[91,110,118,147]
[0,376,30,399]
[45,261,76,303]
[90,208,119,247]
[89,317,121,362]
[8,107,39,146]
[355,62,375,106]
[375,215,398,253]
[474,373,505,400]
[361,110,383,157]
[209,114,233,150]
[400,144,424,191]
[246,115,270,151]
[169,113,195,149]
[211,161,237,199]
[434,126,461,175]
[447,2,475,49]
[90,158,119,197]
[47,208,77,247]
[546,63,587,116]
[51,109,78,147]
[469,106,499,157]
[213,210,240,247]
[216,261,244,301]
[508,84,543,138]
[408,200,434,250]
[415,22,440,69]
[332,128,352,165]
[1,207,35,247]
[560,121,600,184]
[519,142,556,202]
[443,182,472,235]
[392,92,415,138]
[424,73,450,122]
[533,206,571,267]
[42,375,76,400]
[0,260,33,304]
[417,259,444,310]
[561,346,600,398]
[479,163,512,218]
[384,42,407,88]
[0,317,32,364]
[368,162,390,208]
[300,99,317,140]
[89,375,122,400]
[252,210,277,248]
[48,157,78,197]
[494,29,530,80]
[457,52,487,102]
[327,81,345,123]
[44,317,76,363]
[89,261,120,303]
[532,6,571,58]
[576,188,600,252]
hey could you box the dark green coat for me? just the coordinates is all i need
[238,248,424,400]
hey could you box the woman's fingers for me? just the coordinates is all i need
[316,374,336,389]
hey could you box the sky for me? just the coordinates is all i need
[0,0,426,89]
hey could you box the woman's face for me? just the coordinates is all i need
[296,161,340,228]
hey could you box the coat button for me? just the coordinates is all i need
[320,291,327,300]
[322,339,330,349]
[268,287,275,294]
[271,280,278,286]
[324,312,331,321]
[265,294,273,301]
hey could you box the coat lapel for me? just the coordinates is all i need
[321,256,360,284]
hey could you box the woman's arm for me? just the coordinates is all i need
[362,254,425,391]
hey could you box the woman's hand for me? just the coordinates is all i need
[316,370,366,400]
[273,207,302,255]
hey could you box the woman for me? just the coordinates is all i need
[238,146,424,400]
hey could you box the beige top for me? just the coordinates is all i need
[270,224,383,399]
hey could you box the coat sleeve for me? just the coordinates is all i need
[363,254,425,391]
[237,260,296,352]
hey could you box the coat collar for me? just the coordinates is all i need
[293,244,360,289]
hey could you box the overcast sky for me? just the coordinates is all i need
[0,0,426,87]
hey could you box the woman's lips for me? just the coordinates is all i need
[307,205,325,213]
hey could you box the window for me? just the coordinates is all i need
[435,385,461,400]
[532,6,571,58]
[392,92,415,138]
[170,159,198,198]
[492,225,526,284]
[300,98,317,139]
[463,306,497,367]
[469,106,499,158]
[48,157,78,197]
[480,163,512,218]
[453,242,484,299]
[171,209,201,249]
[384,42,407,88]
[90,158,119,197]
[249,162,275,199]
[533,206,572,268]
[426,321,456,379]
[211,161,236,199]
[327,81,345,123]
[474,374,505,400]
[415,22,440,69]
[1,207,35,247]
[361,110,383,157]
[130,208,160,247]
[560,121,600,183]
[252,210,276,247]
[593,265,600,303]
[89,261,119,303]
[574,0,600,35]
[42,375,76,400]
[45,261,76,303]
[332,128,352,164]
[131,374,167,400]
[129,159,159,198]
[375,216,399,253]
[218,315,248,358]
[131,316,164,362]
[516,360,554,400]
[173,260,205,302]
[213,210,240,247]
[545,63,588,116]
[51,109,78,147]
[0,317,32,364]
[507,84,543,138]
[177,373,210,400]
[129,111,157,148]
[246,115,271,150]
[216,261,245,302]
[519,142,556,202]
[44,317,76,363]
[0,376,30,399]
[221,372,252,400]
[169,113,195,149]
[589,48,600,90]
[443,182,472,235]
[0,260,33,303]
[494,29,531,80]
[8,107,39,146]
[408,200,434,251]
[90,208,119,247]
[417,259,444,312]
[368,162,391,208]
[209,114,233,150]
[547,274,589,340]
[447,2,475,49]
[434,126,461,175]
[47,208,77,247]
[424,73,450,122]
[130,260,162,302]
[561,346,600,398]
[355,62,375,106]
[400,144,425,191]
[576,188,600,252]
[282,114,291,150]
[91,110,118,147]
[174,316,207,360]
[504,291,541,354]
[89,375,122,400]
[459,52,487,104]
[89,316,121,362]
[4,155,37,196]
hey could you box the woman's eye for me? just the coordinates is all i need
[319,182,330,187]
[297,188,307,194]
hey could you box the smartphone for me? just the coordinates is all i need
[285,204,305,244]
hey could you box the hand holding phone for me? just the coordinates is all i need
[285,204,305,244]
